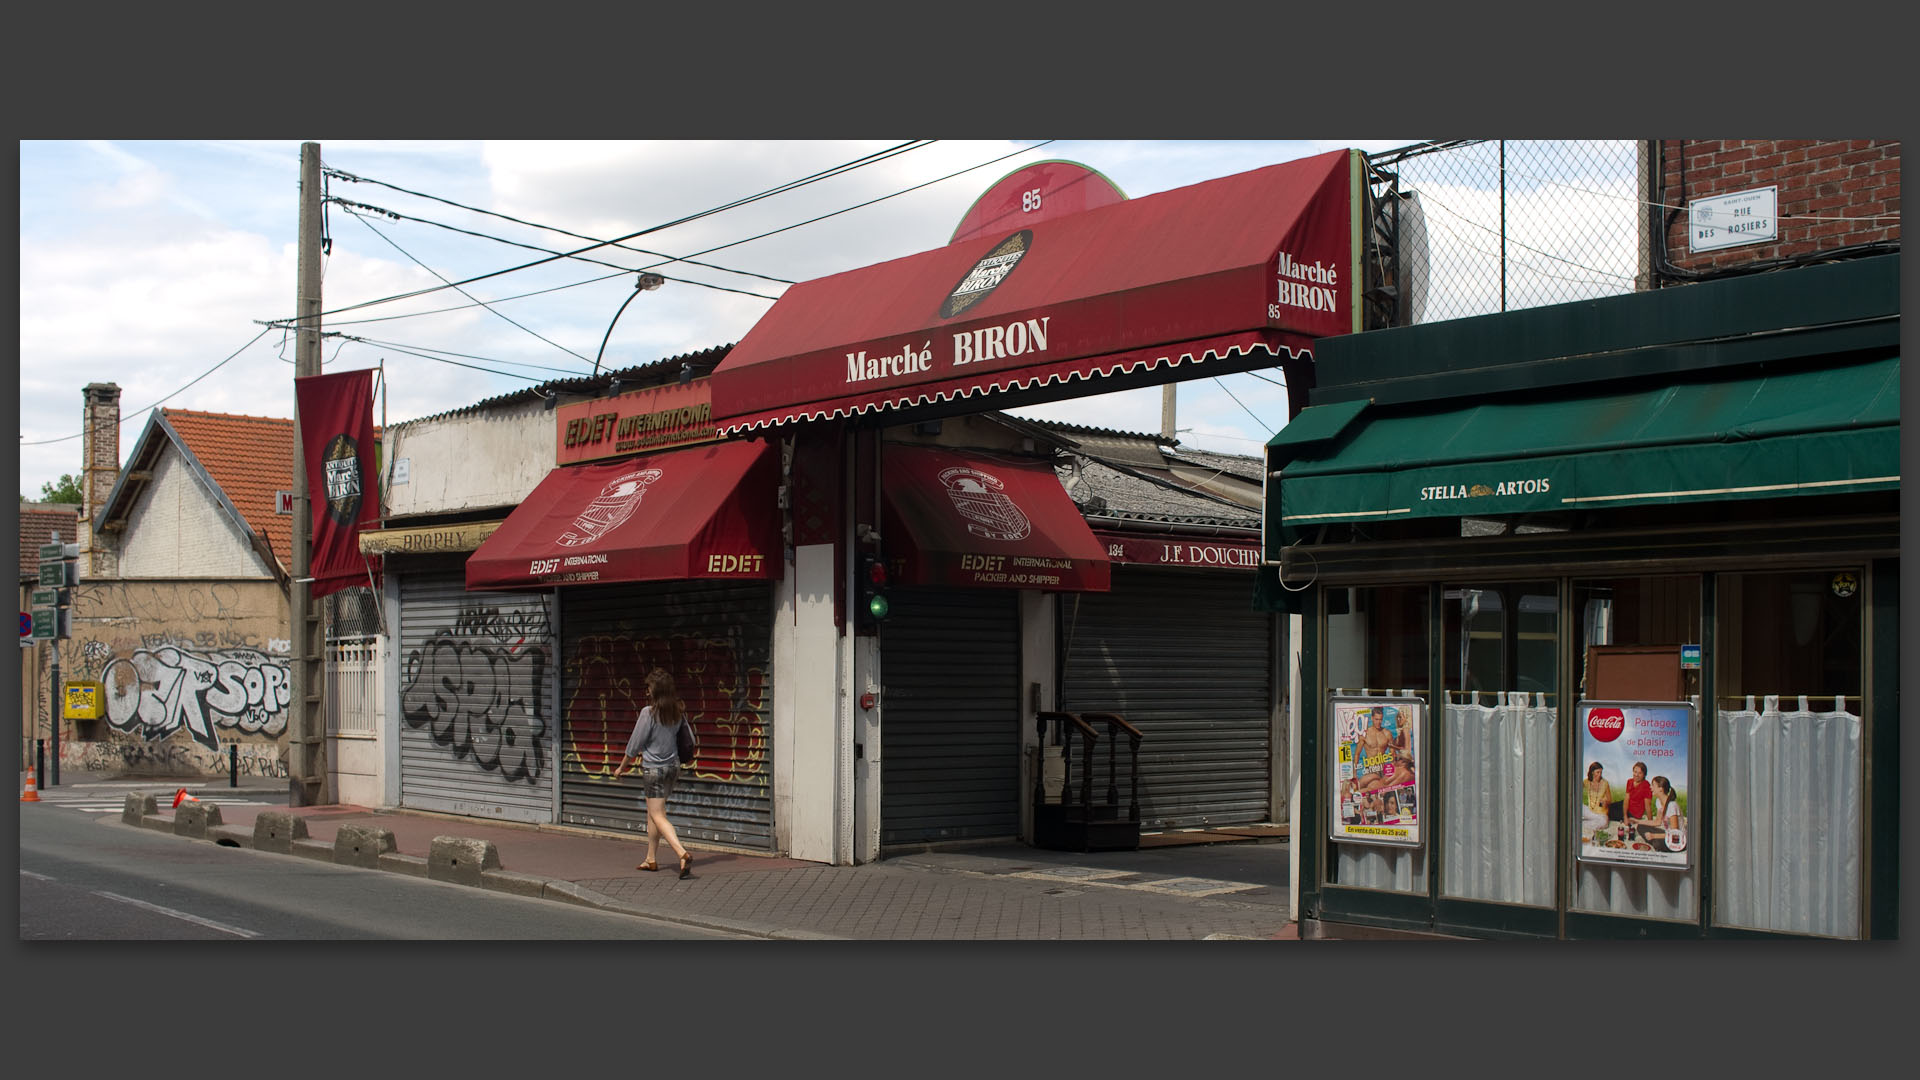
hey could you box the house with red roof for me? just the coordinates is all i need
[43,383,302,782]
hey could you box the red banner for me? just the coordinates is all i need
[295,369,381,598]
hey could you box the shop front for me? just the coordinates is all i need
[465,391,784,850]
[1061,530,1278,830]
[1262,254,1899,939]
[708,152,1366,860]
[875,440,1110,847]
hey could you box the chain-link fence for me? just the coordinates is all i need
[323,585,383,639]
[1362,140,1642,327]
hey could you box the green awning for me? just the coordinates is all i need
[1277,355,1899,525]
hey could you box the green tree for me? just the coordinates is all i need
[25,473,83,504]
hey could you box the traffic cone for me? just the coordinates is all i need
[172,787,199,809]
[20,766,41,802]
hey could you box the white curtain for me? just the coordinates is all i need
[1715,696,1863,938]
[1441,692,1556,906]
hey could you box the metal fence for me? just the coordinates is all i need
[1362,140,1642,327]
[324,636,381,737]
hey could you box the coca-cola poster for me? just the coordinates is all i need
[1576,701,1693,870]
[1328,697,1423,849]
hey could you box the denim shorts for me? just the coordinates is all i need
[638,764,680,800]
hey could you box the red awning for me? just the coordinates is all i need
[882,444,1109,592]
[711,149,1354,433]
[466,439,781,590]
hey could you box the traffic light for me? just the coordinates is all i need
[857,552,890,633]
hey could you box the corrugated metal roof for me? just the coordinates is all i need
[401,344,734,426]
[18,505,79,579]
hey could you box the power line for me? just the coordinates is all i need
[20,327,275,446]
[338,333,596,378]
[647,140,1056,268]
[295,140,943,322]
[323,196,781,301]
[1212,377,1274,434]
[316,269,636,329]
[341,204,596,365]
[352,338,554,384]
[322,165,815,285]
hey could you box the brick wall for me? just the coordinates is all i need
[1658,139,1900,275]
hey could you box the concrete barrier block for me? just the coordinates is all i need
[122,793,157,825]
[379,852,429,877]
[140,814,174,833]
[334,824,397,868]
[428,836,501,887]
[290,838,335,861]
[480,869,549,898]
[251,810,309,853]
[173,801,224,838]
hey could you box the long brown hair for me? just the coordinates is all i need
[645,668,684,728]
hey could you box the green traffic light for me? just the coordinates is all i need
[868,594,890,619]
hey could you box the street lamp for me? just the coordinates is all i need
[592,272,666,378]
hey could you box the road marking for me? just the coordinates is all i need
[92,891,261,939]
[20,870,54,882]
[1112,876,1261,898]
[1009,867,1133,883]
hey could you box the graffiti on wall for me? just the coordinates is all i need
[400,603,550,784]
[72,582,285,662]
[101,646,291,751]
[562,630,769,785]
[61,738,289,778]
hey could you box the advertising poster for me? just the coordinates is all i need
[1329,697,1423,848]
[1575,701,1693,870]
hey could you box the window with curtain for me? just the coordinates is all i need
[1713,569,1864,938]
[1325,584,1429,893]
[1439,582,1558,907]
[1569,575,1701,922]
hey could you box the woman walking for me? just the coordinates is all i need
[612,668,695,879]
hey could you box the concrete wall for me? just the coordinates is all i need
[53,578,290,779]
[383,402,552,518]
[777,542,844,863]
[115,451,275,579]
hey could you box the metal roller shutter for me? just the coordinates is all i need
[1060,567,1275,829]
[558,580,774,849]
[397,570,557,822]
[881,587,1022,845]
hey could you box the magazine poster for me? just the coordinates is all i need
[1575,701,1693,870]
[1329,697,1423,848]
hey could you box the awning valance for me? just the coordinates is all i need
[711,150,1357,433]
[1275,355,1900,526]
[465,439,781,590]
[883,444,1110,592]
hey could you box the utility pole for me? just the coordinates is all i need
[1160,383,1177,442]
[290,141,328,806]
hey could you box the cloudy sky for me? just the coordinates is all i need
[18,138,1483,499]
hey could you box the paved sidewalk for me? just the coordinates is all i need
[40,771,1298,941]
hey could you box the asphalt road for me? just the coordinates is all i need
[19,805,740,941]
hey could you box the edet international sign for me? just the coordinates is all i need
[555,378,717,465]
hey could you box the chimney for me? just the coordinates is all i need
[80,382,122,578]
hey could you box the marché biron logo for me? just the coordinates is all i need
[322,433,363,525]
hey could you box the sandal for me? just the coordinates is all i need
[637,860,659,872]
[678,851,693,879]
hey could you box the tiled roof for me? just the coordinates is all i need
[18,505,79,579]
[162,409,295,569]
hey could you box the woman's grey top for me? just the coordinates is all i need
[623,705,682,769]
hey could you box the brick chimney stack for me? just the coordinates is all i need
[80,382,122,579]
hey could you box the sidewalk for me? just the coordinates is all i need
[52,770,1299,941]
